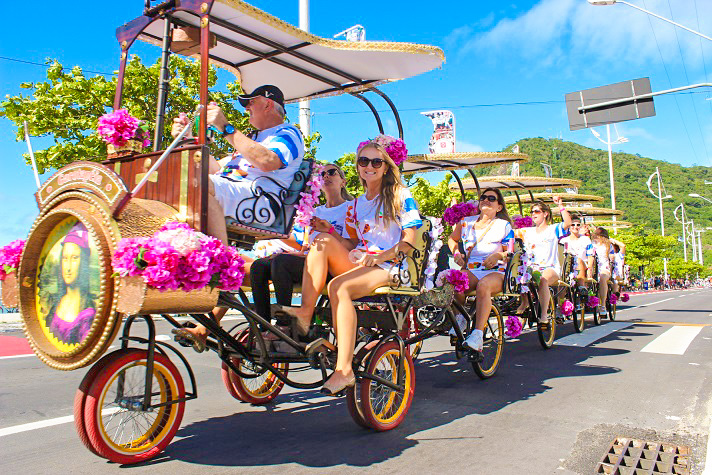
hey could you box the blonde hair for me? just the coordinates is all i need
[356,142,405,226]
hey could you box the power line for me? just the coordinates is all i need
[666,0,710,162]
[642,0,699,163]
[0,55,116,77]
[693,0,712,117]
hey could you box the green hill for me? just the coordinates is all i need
[498,137,712,234]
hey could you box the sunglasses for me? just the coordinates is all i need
[357,157,384,169]
[531,209,543,214]
[570,223,581,227]
[321,168,339,177]
[479,195,498,202]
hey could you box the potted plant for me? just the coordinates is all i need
[97,109,151,158]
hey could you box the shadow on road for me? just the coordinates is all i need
[130,325,626,470]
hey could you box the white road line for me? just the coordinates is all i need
[640,326,703,355]
[556,322,633,347]
[639,297,674,307]
[0,408,120,438]
[0,353,34,360]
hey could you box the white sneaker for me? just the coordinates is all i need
[464,329,484,352]
[448,313,467,336]
[598,305,607,314]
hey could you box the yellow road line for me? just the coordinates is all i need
[632,321,711,327]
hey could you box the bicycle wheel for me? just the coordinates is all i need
[83,349,185,464]
[472,303,504,379]
[592,303,601,325]
[537,291,556,349]
[74,349,129,457]
[221,328,287,405]
[607,284,617,321]
[360,341,415,431]
[572,288,585,333]
[346,344,373,429]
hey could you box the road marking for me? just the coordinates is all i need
[0,408,120,438]
[641,326,703,355]
[0,353,35,360]
[633,321,711,327]
[639,297,674,307]
[556,322,633,347]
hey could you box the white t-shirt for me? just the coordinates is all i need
[519,222,568,270]
[217,123,304,188]
[309,201,352,244]
[560,235,593,261]
[593,242,614,273]
[343,188,421,253]
[613,252,625,278]
[459,216,513,269]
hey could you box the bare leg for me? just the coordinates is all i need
[207,180,228,246]
[474,273,504,331]
[454,271,479,306]
[599,272,611,307]
[324,266,390,388]
[288,234,355,328]
[538,268,560,321]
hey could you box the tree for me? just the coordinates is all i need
[1,56,320,172]
[617,226,676,278]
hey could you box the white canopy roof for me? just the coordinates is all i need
[503,192,603,204]
[401,152,528,175]
[135,0,445,103]
[450,175,581,192]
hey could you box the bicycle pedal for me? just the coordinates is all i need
[466,350,484,363]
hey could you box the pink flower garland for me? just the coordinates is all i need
[112,222,245,292]
[0,239,25,281]
[512,215,534,229]
[98,109,151,148]
[358,135,408,166]
[435,269,469,294]
[443,201,479,226]
[560,299,574,317]
[294,165,324,228]
[621,293,630,302]
[505,315,523,338]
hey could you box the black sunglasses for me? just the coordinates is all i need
[570,223,581,227]
[321,168,339,177]
[357,157,384,169]
[479,195,498,202]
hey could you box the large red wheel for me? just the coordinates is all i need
[73,350,129,457]
[220,329,287,405]
[83,349,185,464]
[346,344,374,429]
[359,341,415,431]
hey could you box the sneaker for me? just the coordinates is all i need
[448,313,467,337]
[464,329,484,352]
[598,305,607,315]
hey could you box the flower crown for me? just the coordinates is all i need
[358,134,408,166]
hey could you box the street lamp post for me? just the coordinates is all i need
[591,125,628,234]
[587,1,712,42]
[673,203,688,261]
[689,193,712,205]
[298,0,310,136]
[647,167,672,280]
[697,230,706,265]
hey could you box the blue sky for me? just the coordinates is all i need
[2,0,712,246]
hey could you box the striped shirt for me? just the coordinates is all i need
[218,123,304,188]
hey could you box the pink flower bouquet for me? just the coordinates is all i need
[621,293,630,302]
[560,299,574,317]
[443,201,478,226]
[609,293,618,305]
[512,215,534,229]
[587,296,600,308]
[0,239,25,281]
[505,315,523,338]
[112,222,245,292]
[98,109,151,148]
[358,135,408,166]
[435,269,469,294]
[294,165,324,228]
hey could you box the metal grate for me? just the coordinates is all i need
[597,437,690,474]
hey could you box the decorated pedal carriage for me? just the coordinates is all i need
[399,151,529,378]
[7,0,445,464]
[451,174,583,351]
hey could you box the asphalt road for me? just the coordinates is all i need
[1,288,711,474]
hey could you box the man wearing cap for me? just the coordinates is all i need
[172,85,304,245]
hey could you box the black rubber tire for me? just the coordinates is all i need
[471,303,504,379]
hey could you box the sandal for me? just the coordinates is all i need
[320,373,356,397]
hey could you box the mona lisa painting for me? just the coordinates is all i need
[36,218,100,350]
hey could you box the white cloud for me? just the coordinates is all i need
[454,0,712,74]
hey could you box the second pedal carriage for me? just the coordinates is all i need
[12,0,445,464]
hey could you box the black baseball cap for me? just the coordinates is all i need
[237,85,285,109]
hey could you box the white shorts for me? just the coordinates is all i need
[465,260,505,280]
[210,175,275,225]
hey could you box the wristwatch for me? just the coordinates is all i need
[222,123,235,137]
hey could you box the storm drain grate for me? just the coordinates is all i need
[596,437,690,474]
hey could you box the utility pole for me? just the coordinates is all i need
[298,0,311,137]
